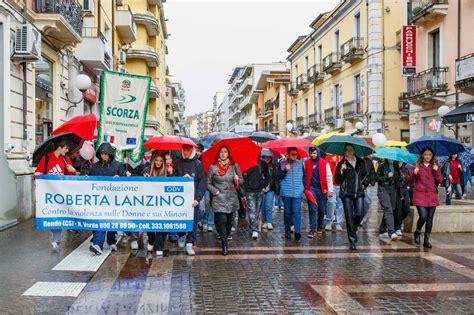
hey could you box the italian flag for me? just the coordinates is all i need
[103,135,115,143]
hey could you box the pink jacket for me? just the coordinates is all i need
[409,164,443,207]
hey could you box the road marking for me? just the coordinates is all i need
[23,282,87,297]
[311,285,368,314]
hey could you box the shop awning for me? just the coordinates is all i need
[443,102,474,123]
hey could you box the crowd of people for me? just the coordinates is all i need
[35,139,474,256]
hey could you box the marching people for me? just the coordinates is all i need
[410,147,443,249]
[207,145,244,255]
[335,144,370,250]
[243,154,269,239]
[196,143,214,233]
[325,154,344,232]
[304,147,333,238]
[173,144,207,256]
[34,140,77,252]
[442,153,463,205]
[261,149,280,231]
[88,142,127,255]
[377,159,399,241]
[280,147,305,241]
[143,152,168,257]
[394,162,411,236]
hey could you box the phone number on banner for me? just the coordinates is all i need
[36,218,193,232]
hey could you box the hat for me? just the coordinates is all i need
[261,148,274,157]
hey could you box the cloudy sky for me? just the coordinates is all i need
[165,0,339,115]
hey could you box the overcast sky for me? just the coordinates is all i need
[165,0,339,115]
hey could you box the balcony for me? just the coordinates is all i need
[126,44,160,67]
[238,95,252,111]
[341,37,364,64]
[240,114,254,125]
[295,116,305,130]
[296,74,310,91]
[76,28,112,71]
[264,100,274,116]
[404,67,449,104]
[116,6,137,44]
[288,82,298,97]
[398,94,410,117]
[133,10,160,36]
[342,100,363,119]
[410,0,448,26]
[323,53,342,75]
[238,76,253,94]
[307,65,324,84]
[150,80,159,99]
[308,113,322,127]
[454,53,474,95]
[32,0,83,47]
[324,107,335,124]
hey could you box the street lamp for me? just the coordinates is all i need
[66,74,92,115]
[437,105,456,134]
[355,121,364,132]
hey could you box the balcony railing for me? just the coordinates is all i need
[341,37,364,63]
[410,0,448,25]
[324,107,335,124]
[307,64,324,84]
[116,5,137,44]
[295,116,304,129]
[405,67,449,99]
[296,74,310,91]
[308,113,321,127]
[323,53,342,75]
[288,82,298,96]
[34,0,83,35]
[342,100,363,119]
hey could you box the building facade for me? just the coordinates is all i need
[287,0,409,141]
[402,0,474,146]
[171,81,186,136]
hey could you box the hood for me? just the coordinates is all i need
[309,147,321,161]
[96,142,115,161]
[181,147,196,160]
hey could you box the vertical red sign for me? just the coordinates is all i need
[402,25,416,76]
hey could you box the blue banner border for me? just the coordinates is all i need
[36,175,194,182]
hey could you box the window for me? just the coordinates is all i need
[317,92,322,121]
[334,30,340,55]
[429,29,440,68]
[334,84,340,118]
[294,64,298,81]
[304,98,308,125]
[304,56,309,73]
[354,74,361,102]
[400,129,410,143]
[354,13,361,39]
[318,45,322,67]
[293,103,298,120]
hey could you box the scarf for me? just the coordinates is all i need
[217,158,230,176]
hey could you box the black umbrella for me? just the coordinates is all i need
[32,132,84,167]
[249,131,277,143]
[302,132,321,143]
[443,102,474,124]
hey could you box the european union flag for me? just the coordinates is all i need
[126,137,137,145]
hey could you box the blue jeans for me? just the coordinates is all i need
[52,230,62,243]
[327,186,343,226]
[282,196,302,234]
[200,191,214,226]
[93,231,117,250]
[307,187,327,231]
[261,191,275,223]
[177,206,200,244]
[275,195,283,208]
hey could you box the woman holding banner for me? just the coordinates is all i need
[207,146,244,256]
[144,152,168,257]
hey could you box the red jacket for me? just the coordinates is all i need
[35,152,74,175]
[409,164,443,207]
[326,155,342,187]
[449,160,462,184]
[304,158,329,193]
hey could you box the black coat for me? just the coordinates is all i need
[89,143,126,176]
[335,157,369,199]
[376,161,398,188]
[243,159,270,193]
[364,158,376,186]
[173,156,207,202]
[267,161,281,194]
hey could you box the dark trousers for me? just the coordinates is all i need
[395,193,410,231]
[342,196,364,244]
[148,232,167,251]
[378,186,397,235]
[416,206,437,235]
[446,183,463,205]
[215,212,233,248]
[307,187,327,231]
[177,206,200,244]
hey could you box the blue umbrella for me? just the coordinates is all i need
[407,135,465,156]
[199,132,241,149]
[374,147,418,164]
[249,131,277,143]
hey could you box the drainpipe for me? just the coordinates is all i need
[111,0,115,69]
[22,0,27,148]
[454,0,461,139]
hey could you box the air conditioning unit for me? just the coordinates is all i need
[117,65,128,73]
[118,50,126,64]
[83,0,95,16]
[335,118,344,129]
[13,24,41,62]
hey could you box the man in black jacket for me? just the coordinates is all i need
[243,158,269,239]
[173,144,207,255]
[89,142,126,255]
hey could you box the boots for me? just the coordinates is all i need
[414,230,421,245]
[423,234,432,249]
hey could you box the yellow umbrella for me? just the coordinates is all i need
[380,140,408,149]
[312,132,349,146]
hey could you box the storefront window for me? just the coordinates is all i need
[35,59,53,146]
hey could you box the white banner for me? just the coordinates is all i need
[35,176,195,232]
[98,70,151,162]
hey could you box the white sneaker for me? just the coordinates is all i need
[147,244,154,252]
[203,224,208,231]
[395,229,403,237]
[156,250,163,257]
[267,223,273,230]
[273,206,279,210]
[390,233,399,240]
[185,243,195,256]
[336,225,343,231]
[178,236,186,248]
[231,226,236,232]
[262,223,268,230]
[130,240,139,250]
[110,244,117,252]
[290,225,295,232]
[379,232,389,239]
[325,224,332,231]
[207,225,213,232]
[252,231,259,239]
[51,242,59,252]
[89,244,102,255]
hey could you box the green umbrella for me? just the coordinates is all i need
[374,147,418,164]
[317,135,374,157]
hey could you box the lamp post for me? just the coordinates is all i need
[437,105,456,135]
[65,74,92,115]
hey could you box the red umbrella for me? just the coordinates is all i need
[201,137,261,173]
[262,138,313,158]
[51,114,98,140]
[143,135,197,151]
